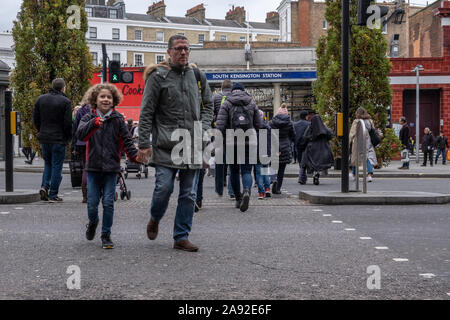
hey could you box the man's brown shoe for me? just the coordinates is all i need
[146,218,159,240]
[173,240,199,252]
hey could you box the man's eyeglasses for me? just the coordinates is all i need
[170,46,191,52]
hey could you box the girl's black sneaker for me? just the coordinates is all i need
[101,234,115,249]
[85,222,98,241]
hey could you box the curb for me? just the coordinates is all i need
[299,191,450,205]
[0,190,41,204]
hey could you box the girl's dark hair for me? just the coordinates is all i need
[86,84,123,109]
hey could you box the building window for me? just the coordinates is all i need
[134,53,144,66]
[156,31,164,42]
[273,38,279,42]
[110,9,117,19]
[220,35,227,41]
[112,53,120,62]
[198,34,205,43]
[135,30,142,41]
[85,7,93,17]
[322,20,327,30]
[91,52,98,65]
[240,36,246,42]
[89,27,97,39]
[156,54,165,64]
[112,28,120,40]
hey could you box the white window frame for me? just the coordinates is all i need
[135,30,142,41]
[156,54,165,64]
[239,36,246,42]
[91,52,98,65]
[156,31,164,42]
[220,35,227,41]
[198,34,205,43]
[89,27,97,39]
[112,28,120,40]
[85,7,93,17]
[134,53,144,66]
[110,9,117,19]
[323,20,327,30]
[112,53,121,62]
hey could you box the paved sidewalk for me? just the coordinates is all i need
[1,156,449,177]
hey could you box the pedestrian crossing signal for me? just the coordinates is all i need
[109,60,121,83]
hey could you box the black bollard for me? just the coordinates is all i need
[4,90,13,192]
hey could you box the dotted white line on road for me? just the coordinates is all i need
[419,273,435,279]
[375,247,389,250]
[332,220,343,224]
[393,258,409,262]
[447,293,450,296]
[360,237,372,240]
[64,193,71,195]
[1,212,10,215]
[323,214,332,217]
[345,228,356,231]
[313,209,323,212]
[14,207,24,210]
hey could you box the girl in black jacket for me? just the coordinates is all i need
[77,84,139,249]
[269,104,295,194]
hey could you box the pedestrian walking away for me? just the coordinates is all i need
[398,116,411,170]
[254,110,272,199]
[301,114,334,185]
[293,110,310,184]
[136,35,214,252]
[215,82,264,212]
[349,107,377,182]
[33,78,72,202]
[213,79,233,196]
[76,83,140,250]
[421,127,435,167]
[72,90,92,203]
[269,104,295,194]
[434,130,448,165]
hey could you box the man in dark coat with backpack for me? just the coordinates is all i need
[293,110,310,183]
[216,82,264,212]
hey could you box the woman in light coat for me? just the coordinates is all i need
[349,107,377,182]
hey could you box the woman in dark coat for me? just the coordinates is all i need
[269,104,295,194]
[300,114,334,185]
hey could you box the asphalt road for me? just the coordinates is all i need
[0,171,449,300]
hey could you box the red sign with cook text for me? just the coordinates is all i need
[90,67,145,121]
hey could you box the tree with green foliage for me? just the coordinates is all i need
[313,0,397,162]
[10,0,93,154]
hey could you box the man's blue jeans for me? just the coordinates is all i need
[86,171,117,236]
[254,164,270,193]
[41,143,66,199]
[230,164,253,199]
[150,166,197,241]
[435,148,447,164]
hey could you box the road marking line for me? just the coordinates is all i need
[1,212,10,215]
[360,237,372,240]
[345,228,356,231]
[332,220,343,224]
[14,207,24,210]
[64,193,71,195]
[313,209,323,212]
[323,214,332,217]
[447,293,450,296]
[393,258,409,262]
[375,247,389,250]
[419,273,435,278]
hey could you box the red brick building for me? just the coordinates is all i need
[390,0,450,141]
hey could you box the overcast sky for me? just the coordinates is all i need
[0,0,435,33]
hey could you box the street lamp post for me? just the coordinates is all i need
[412,65,424,163]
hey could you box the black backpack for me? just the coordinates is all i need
[230,105,253,131]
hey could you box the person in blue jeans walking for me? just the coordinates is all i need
[33,78,72,202]
[136,35,214,252]
[77,84,139,249]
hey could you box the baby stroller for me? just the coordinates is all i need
[124,159,149,179]
[115,168,131,201]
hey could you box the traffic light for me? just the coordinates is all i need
[357,0,389,27]
[109,60,121,83]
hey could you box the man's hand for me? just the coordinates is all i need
[137,148,152,164]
